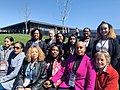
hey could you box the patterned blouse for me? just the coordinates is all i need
[47,59,62,87]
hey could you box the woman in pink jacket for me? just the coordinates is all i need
[44,41,96,90]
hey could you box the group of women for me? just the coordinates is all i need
[0,21,120,90]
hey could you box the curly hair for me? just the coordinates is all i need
[26,46,45,62]
[96,21,116,39]
[30,28,43,40]
[94,50,111,65]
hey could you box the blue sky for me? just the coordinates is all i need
[0,0,120,30]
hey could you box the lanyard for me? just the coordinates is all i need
[100,39,108,50]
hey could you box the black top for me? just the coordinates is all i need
[72,55,83,74]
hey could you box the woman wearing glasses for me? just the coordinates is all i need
[0,41,25,90]
[14,46,46,90]
[44,41,96,90]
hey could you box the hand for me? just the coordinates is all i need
[43,80,52,88]
[24,88,31,90]
[17,88,25,90]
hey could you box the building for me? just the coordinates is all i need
[1,20,119,38]
[0,20,76,35]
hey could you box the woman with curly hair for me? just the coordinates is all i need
[25,28,47,54]
[14,46,47,90]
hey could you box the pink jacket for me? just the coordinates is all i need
[47,59,62,87]
[51,54,96,90]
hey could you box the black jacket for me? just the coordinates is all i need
[92,38,120,68]
[13,60,47,90]
[25,40,47,54]
[81,37,95,58]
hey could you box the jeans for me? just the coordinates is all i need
[0,84,5,90]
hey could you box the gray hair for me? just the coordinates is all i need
[94,50,111,65]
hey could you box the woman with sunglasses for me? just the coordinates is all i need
[0,41,25,90]
[14,46,46,90]
[44,41,96,90]
[0,36,14,77]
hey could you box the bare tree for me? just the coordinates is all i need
[57,0,72,33]
[24,3,31,34]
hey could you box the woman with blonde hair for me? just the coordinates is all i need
[14,46,47,90]
[94,50,119,90]
[92,21,120,69]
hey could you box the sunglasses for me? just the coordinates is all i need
[77,46,83,49]
[13,46,21,49]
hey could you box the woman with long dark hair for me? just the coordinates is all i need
[43,44,64,90]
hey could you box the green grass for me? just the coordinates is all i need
[0,34,68,46]
[0,34,48,46]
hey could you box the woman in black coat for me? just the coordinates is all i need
[63,34,77,59]
[14,46,47,90]
[92,21,120,69]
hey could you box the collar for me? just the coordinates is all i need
[97,64,112,74]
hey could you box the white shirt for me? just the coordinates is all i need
[96,39,109,51]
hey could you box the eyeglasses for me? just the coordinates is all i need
[77,46,83,49]
[13,46,21,49]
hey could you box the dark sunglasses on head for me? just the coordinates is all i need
[13,46,21,49]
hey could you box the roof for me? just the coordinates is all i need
[0,20,76,30]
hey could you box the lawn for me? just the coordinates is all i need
[0,34,48,46]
